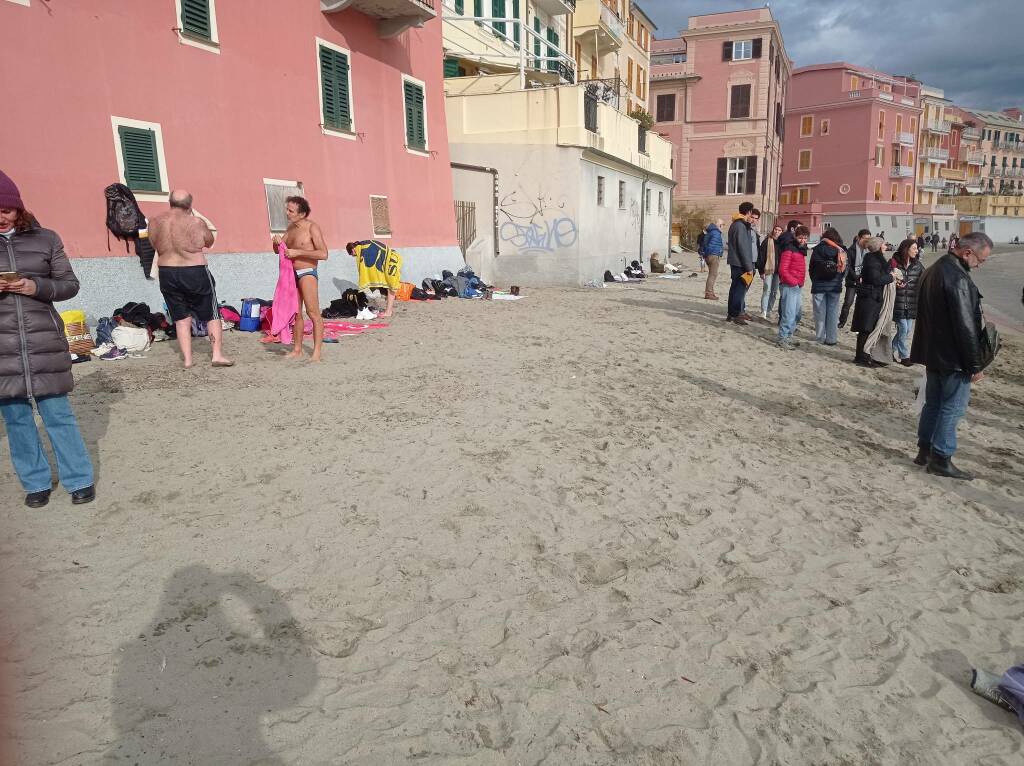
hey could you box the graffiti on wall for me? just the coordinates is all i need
[497,183,578,257]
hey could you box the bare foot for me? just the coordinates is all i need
[183,362,194,369]
[379,312,393,319]
[310,353,322,363]
[285,350,303,359]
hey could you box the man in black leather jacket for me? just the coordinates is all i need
[909,231,993,480]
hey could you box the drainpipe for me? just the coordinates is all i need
[451,161,500,258]
[638,174,648,268]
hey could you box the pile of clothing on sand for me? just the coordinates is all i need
[604,261,649,283]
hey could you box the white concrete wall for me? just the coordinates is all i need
[451,164,498,282]
[976,216,1024,243]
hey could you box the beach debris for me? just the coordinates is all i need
[680,676,695,684]
[594,703,610,714]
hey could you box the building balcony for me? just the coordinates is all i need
[889,165,914,178]
[924,119,952,135]
[963,149,985,165]
[920,177,946,190]
[961,127,982,141]
[989,167,1004,177]
[964,182,983,194]
[322,0,435,37]
[533,0,575,15]
[574,0,625,51]
[445,82,672,178]
[913,203,956,216]
[940,167,966,181]
[442,17,576,87]
[1000,140,1024,153]
[893,131,915,146]
[924,147,950,163]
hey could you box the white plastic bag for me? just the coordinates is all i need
[913,370,927,415]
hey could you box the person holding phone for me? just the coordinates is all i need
[0,170,95,507]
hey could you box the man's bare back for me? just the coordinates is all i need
[149,209,214,268]
[283,220,318,272]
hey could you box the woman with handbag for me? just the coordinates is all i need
[851,236,896,367]
[0,170,95,507]
[890,238,924,365]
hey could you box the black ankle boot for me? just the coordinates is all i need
[927,453,974,481]
[914,446,930,466]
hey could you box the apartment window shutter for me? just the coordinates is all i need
[752,38,762,59]
[722,41,732,61]
[716,158,727,195]
[180,0,212,40]
[473,0,482,16]
[444,58,461,78]
[492,0,506,36]
[745,155,757,194]
[656,94,674,122]
[533,17,541,69]
[455,0,464,12]
[512,0,520,45]
[118,126,162,192]
[404,81,426,150]
[319,46,351,131]
[730,85,751,119]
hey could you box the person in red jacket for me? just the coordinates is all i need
[776,225,810,350]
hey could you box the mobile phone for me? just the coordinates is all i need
[0,271,21,282]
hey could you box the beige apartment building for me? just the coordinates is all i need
[573,0,655,115]
[914,85,956,237]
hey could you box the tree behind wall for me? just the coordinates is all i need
[672,202,712,251]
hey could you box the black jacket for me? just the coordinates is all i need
[809,240,845,294]
[892,257,923,320]
[851,251,894,333]
[910,253,985,374]
[844,242,866,287]
[726,217,755,271]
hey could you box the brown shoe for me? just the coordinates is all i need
[740,312,754,321]
[704,293,719,300]
[728,317,749,326]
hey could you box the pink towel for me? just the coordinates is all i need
[271,243,299,344]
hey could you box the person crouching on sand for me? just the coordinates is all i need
[347,240,402,319]
[273,196,327,362]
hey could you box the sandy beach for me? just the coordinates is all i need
[2,270,1024,765]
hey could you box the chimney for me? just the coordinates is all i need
[1003,107,1023,122]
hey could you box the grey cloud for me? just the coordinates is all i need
[641,0,1023,110]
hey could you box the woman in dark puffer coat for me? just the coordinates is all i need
[889,238,924,366]
[0,170,95,507]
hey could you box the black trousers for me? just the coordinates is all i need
[838,283,857,327]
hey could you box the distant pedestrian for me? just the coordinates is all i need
[890,238,923,365]
[696,228,707,272]
[757,223,784,320]
[776,225,810,350]
[809,227,847,345]
[148,190,234,369]
[838,228,871,329]
[0,170,95,508]
[726,202,757,324]
[851,236,895,367]
[949,233,960,251]
[702,219,724,300]
[910,231,995,480]
[930,232,940,252]
[941,237,947,250]
[916,234,926,252]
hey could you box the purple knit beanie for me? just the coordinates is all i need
[0,170,25,210]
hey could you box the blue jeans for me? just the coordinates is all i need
[0,395,94,494]
[917,370,972,458]
[812,291,841,344]
[777,284,802,340]
[728,265,750,319]
[760,273,780,316]
[893,318,913,360]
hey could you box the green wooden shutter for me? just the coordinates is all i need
[492,0,506,38]
[404,82,426,150]
[444,58,461,78]
[512,0,520,46]
[473,0,482,17]
[118,126,161,192]
[455,0,464,12]
[319,45,352,131]
[180,0,212,40]
[546,28,558,72]
[533,17,541,70]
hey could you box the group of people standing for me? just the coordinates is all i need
[700,201,997,481]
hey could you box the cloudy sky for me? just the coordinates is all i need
[641,0,1023,111]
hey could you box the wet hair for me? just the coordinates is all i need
[857,228,872,239]
[286,196,311,217]
[787,219,802,231]
[738,201,754,215]
[894,238,917,266]
[821,227,844,246]
[794,225,810,237]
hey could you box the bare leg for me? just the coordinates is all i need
[207,319,232,365]
[286,305,304,359]
[296,276,324,361]
[380,289,396,319]
[175,318,193,368]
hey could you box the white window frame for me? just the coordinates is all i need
[316,37,357,140]
[618,180,626,210]
[4,0,31,7]
[263,178,304,233]
[798,149,812,172]
[732,40,752,61]
[597,175,605,206]
[173,0,220,54]
[369,195,393,239]
[726,157,747,195]
[110,116,170,203]
[820,119,830,136]
[401,73,430,156]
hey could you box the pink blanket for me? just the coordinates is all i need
[271,243,300,344]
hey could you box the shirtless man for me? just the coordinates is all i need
[272,196,327,361]
[148,190,233,369]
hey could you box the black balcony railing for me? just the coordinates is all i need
[580,76,624,111]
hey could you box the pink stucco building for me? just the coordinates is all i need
[650,8,791,241]
[779,63,922,243]
[2,0,462,316]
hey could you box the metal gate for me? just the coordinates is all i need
[454,200,477,259]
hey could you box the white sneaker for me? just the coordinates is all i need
[356,308,377,321]
[760,312,769,320]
